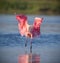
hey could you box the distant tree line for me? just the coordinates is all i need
[0,0,60,14]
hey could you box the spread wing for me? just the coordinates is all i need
[33,17,43,29]
[32,17,43,37]
[16,14,27,23]
[16,15,28,36]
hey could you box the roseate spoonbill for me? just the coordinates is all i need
[16,14,43,53]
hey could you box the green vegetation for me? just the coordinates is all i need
[0,0,60,15]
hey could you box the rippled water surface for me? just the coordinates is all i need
[0,15,60,63]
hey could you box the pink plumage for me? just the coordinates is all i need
[16,14,43,38]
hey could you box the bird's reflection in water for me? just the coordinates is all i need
[18,39,40,63]
[18,53,40,63]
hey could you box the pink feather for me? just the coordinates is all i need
[16,15,43,38]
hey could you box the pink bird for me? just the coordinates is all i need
[16,14,43,53]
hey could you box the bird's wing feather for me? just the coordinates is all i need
[16,15,28,36]
[33,17,43,29]
[31,17,43,37]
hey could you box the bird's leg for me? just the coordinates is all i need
[30,38,32,53]
[25,38,27,47]
[25,38,28,54]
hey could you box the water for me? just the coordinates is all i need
[0,15,60,63]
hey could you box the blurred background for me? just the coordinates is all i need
[0,0,60,63]
[0,0,60,15]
